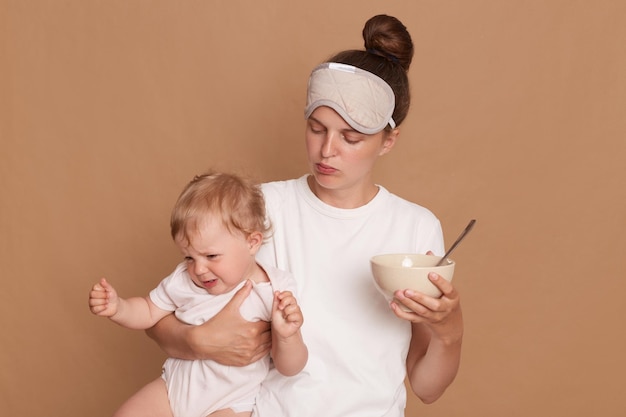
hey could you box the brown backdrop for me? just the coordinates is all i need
[1,1,625,416]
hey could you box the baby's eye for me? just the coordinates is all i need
[184,256,194,263]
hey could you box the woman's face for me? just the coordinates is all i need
[305,106,397,207]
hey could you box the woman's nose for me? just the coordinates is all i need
[321,133,338,158]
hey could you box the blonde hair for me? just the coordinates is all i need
[170,171,271,245]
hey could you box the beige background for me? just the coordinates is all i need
[1,1,625,416]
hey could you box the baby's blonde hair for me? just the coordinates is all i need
[170,171,270,245]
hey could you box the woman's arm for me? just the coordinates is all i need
[146,280,272,365]
[392,272,464,404]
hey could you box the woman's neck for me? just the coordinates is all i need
[306,175,379,209]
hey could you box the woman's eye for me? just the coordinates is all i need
[307,122,325,134]
[343,135,361,145]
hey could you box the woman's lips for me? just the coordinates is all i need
[316,163,337,175]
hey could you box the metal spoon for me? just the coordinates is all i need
[435,219,476,266]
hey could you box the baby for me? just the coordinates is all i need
[89,171,307,417]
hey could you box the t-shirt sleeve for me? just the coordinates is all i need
[148,265,187,312]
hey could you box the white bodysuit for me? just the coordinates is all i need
[150,262,296,417]
[254,175,444,417]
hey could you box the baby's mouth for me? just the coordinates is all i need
[197,278,217,289]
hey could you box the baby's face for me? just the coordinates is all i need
[176,218,256,295]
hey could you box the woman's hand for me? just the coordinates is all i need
[390,272,463,343]
[394,265,464,404]
[146,280,272,366]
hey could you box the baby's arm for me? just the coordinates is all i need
[270,290,308,376]
[88,278,170,330]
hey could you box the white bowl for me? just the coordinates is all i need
[370,254,455,307]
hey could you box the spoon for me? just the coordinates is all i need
[435,219,476,266]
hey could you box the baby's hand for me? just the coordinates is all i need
[271,291,304,339]
[88,278,119,317]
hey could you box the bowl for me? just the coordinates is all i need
[370,253,455,308]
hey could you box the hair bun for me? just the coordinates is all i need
[362,15,414,71]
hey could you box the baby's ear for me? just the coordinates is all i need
[247,231,264,253]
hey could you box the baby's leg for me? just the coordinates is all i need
[208,409,251,417]
[113,377,173,417]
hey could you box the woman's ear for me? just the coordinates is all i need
[379,128,399,156]
[247,231,264,254]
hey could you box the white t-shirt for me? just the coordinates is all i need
[150,262,296,417]
[254,175,444,417]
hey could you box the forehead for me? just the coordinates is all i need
[176,217,236,249]
[308,106,355,130]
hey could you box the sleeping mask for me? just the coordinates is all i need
[304,62,396,135]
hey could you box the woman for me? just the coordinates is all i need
[148,14,463,417]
